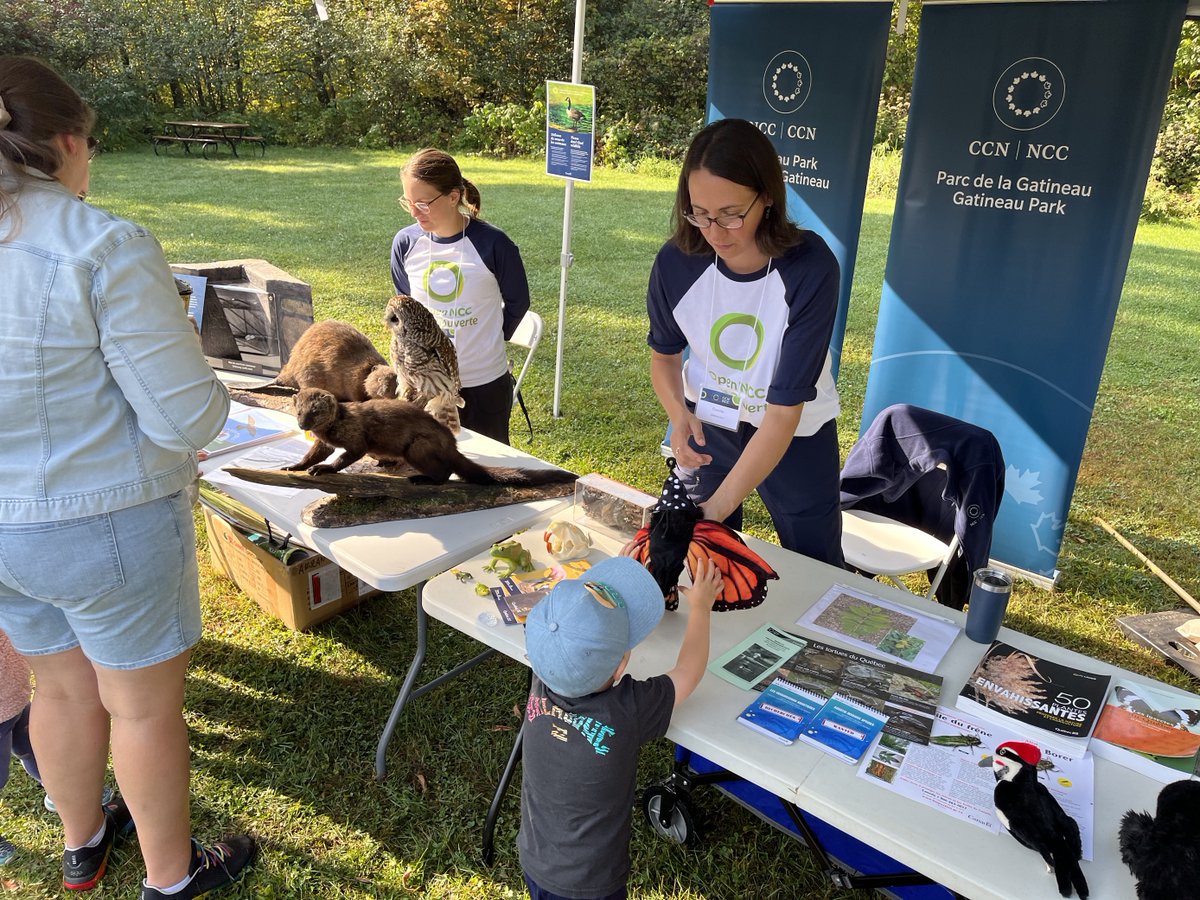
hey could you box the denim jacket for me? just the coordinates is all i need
[0,168,229,524]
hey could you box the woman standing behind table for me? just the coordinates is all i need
[646,118,844,566]
[0,57,255,898]
[391,148,531,444]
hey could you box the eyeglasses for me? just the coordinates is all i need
[86,136,100,161]
[684,193,760,230]
[399,192,447,214]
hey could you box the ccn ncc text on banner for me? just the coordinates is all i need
[863,0,1185,578]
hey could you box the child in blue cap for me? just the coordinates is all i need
[520,551,722,900]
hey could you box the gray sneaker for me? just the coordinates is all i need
[45,784,115,814]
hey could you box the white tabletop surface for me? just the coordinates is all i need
[197,401,571,592]
[422,525,1182,900]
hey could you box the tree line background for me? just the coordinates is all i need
[2,0,1198,216]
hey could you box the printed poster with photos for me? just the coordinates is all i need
[858,705,1095,860]
[796,583,959,672]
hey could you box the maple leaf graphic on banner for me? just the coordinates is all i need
[1005,466,1044,505]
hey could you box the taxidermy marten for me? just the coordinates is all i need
[254,319,396,402]
[284,388,575,486]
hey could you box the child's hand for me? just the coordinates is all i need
[680,557,722,611]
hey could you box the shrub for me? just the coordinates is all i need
[1152,116,1200,192]
[1141,174,1200,222]
[458,102,545,158]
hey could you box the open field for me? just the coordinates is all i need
[1,146,1196,898]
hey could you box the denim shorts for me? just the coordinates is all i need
[0,491,201,670]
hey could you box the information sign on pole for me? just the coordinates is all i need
[546,81,595,183]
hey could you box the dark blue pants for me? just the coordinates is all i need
[689,416,844,567]
[0,704,40,790]
[461,372,514,445]
[524,872,627,900]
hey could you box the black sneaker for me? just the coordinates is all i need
[139,835,257,899]
[62,796,135,890]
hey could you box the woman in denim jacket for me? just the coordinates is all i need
[0,57,254,898]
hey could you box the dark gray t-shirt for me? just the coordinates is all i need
[518,673,675,898]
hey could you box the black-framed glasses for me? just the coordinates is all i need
[399,192,447,214]
[86,136,100,161]
[684,193,760,230]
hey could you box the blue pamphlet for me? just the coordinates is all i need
[799,693,888,764]
[738,679,824,744]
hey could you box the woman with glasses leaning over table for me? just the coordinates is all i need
[391,148,530,444]
[0,57,256,898]
[646,118,844,566]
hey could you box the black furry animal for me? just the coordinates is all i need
[252,319,396,402]
[1119,779,1200,899]
[283,388,574,486]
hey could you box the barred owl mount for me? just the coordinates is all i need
[385,294,465,434]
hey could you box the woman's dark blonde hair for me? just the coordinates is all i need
[670,118,803,258]
[401,148,484,220]
[0,56,96,229]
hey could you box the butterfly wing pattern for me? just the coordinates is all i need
[630,462,778,612]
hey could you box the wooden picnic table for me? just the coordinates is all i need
[153,120,266,158]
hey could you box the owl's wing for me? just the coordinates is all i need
[685,521,779,611]
[433,337,462,393]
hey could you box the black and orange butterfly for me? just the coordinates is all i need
[628,461,778,611]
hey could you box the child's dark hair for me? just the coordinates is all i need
[0,56,95,229]
[401,148,484,220]
[670,118,803,258]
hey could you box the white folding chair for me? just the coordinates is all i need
[840,508,960,602]
[507,311,543,440]
[508,310,543,396]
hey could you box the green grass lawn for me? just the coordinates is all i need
[2,145,1197,898]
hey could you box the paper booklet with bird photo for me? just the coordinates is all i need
[956,638,1112,759]
[199,405,294,460]
[1090,676,1200,783]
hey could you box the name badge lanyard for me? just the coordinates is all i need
[424,214,469,339]
[695,255,773,432]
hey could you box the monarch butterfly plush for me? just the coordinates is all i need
[628,460,778,611]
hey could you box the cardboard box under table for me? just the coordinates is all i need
[203,508,378,630]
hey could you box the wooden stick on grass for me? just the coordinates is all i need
[1094,517,1200,616]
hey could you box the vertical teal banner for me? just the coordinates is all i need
[708,1,892,376]
[863,0,1186,578]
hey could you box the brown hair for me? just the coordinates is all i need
[670,118,803,258]
[401,148,484,220]
[0,56,96,230]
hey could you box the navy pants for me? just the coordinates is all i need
[460,372,514,445]
[0,704,40,790]
[524,872,627,900]
[689,415,844,567]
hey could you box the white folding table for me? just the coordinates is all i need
[197,406,572,777]
[421,526,1175,900]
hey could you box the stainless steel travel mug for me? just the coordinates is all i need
[965,568,1012,643]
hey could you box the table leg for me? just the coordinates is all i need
[481,716,525,866]
[374,581,499,780]
[780,801,939,891]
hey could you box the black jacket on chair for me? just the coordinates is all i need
[839,404,1006,609]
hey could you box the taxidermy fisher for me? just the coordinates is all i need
[629,459,778,612]
[992,740,1088,898]
[1118,778,1200,900]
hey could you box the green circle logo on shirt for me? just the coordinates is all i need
[709,312,764,371]
[424,261,464,301]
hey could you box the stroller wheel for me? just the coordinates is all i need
[641,783,695,845]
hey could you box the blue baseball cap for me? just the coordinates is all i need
[524,556,664,698]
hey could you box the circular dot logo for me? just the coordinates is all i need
[762,51,812,115]
[992,57,1065,132]
[424,261,464,302]
[709,313,764,371]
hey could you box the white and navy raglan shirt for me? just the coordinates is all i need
[646,233,841,437]
[391,217,530,388]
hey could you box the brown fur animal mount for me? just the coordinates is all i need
[384,295,464,433]
[249,319,396,402]
[284,388,574,486]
